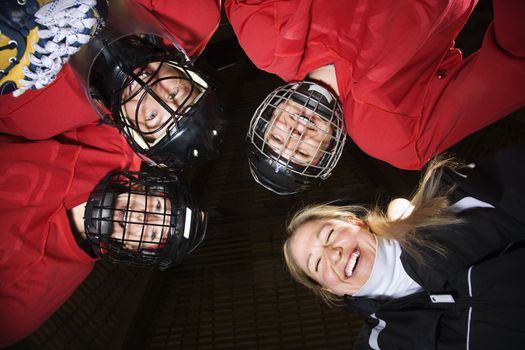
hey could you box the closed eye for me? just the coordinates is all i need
[325,229,334,243]
[315,258,321,272]
[297,150,309,157]
[271,135,282,144]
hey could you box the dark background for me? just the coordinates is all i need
[8,1,524,349]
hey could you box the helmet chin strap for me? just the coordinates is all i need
[169,40,191,64]
[306,64,340,97]
[69,201,88,239]
[304,84,334,103]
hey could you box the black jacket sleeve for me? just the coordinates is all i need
[455,145,525,228]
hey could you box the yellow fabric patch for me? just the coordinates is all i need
[37,0,53,6]
[0,34,16,71]
[0,27,39,89]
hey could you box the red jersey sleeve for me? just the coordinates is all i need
[0,64,99,140]
[225,0,315,81]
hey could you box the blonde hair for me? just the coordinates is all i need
[283,157,464,307]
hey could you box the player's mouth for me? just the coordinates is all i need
[344,248,361,278]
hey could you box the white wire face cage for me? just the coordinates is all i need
[248,82,347,180]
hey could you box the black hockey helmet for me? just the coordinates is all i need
[247,81,346,195]
[70,0,225,169]
[84,171,207,270]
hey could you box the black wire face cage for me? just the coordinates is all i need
[85,172,179,268]
[248,82,346,180]
[114,59,209,154]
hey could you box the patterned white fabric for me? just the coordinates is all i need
[13,0,100,96]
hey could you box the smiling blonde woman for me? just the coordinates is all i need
[284,146,525,349]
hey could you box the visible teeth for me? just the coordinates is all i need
[294,114,315,126]
[345,249,361,278]
[298,115,309,122]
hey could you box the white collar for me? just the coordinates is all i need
[352,196,493,299]
[353,237,422,299]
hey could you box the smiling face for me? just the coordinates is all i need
[264,99,334,165]
[111,192,172,251]
[289,219,376,296]
[120,61,201,142]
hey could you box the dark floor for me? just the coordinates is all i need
[8,2,525,349]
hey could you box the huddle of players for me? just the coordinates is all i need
[1,0,229,269]
[1,0,524,346]
[0,0,520,267]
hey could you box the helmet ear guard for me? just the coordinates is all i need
[83,171,208,269]
[158,205,208,270]
[247,81,347,195]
